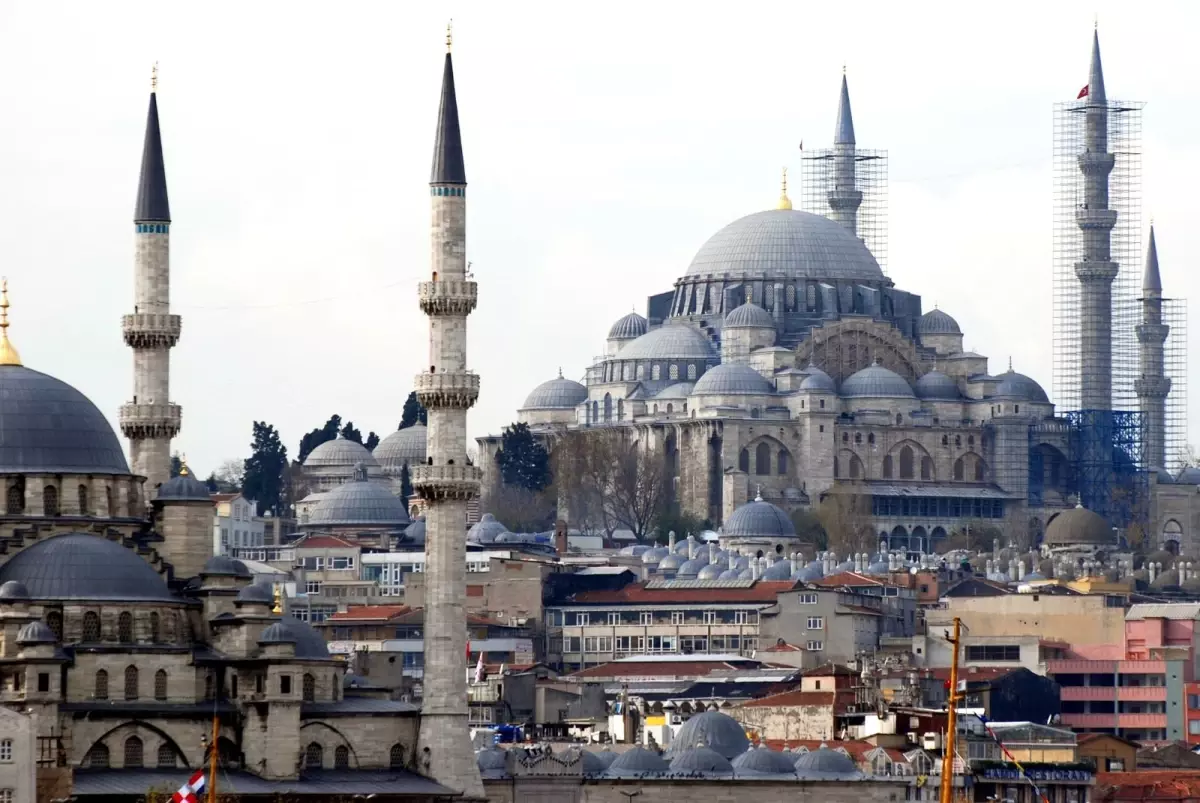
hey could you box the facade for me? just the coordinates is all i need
[0,707,35,803]
[211,492,265,555]
[760,583,913,666]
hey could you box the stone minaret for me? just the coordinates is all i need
[120,67,181,492]
[413,27,484,798]
[1136,225,1170,468]
[1075,30,1118,411]
[828,71,863,235]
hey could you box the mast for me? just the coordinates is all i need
[207,711,219,803]
[939,617,962,803]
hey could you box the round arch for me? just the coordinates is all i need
[299,721,362,769]
[77,720,191,769]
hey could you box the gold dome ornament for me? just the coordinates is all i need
[777,167,792,210]
[0,278,22,366]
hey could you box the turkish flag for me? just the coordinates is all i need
[1077,85,1090,99]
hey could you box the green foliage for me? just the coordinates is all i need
[298,414,342,464]
[400,392,428,429]
[652,510,708,544]
[790,509,828,550]
[400,462,414,509]
[495,423,552,492]
[242,421,288,515]
[340,421,363,444]
[204,472,220,493]
[365,432,380,451]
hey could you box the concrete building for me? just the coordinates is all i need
[759,583,913,666]
[0,707,35,803]
[211,492,266,555]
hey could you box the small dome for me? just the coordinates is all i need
[257,616,330,658]
[373,424,427,471]
[731,746,799,776]
[522,376,588,410]
[994,370,1050,403]
[761,559,795,581]
[1045,506,1114,547]
[794,746,861,777]
[657,553,683,571]
[0,533,175,602]
[401,517,426,545]
[203,555,252,577]
[841,361,915,398]
[1177,467,1200,485]
[676,557,709,578]
[235,583,274,604]
[655,382,695,400]
[1151,568,1181,590]
[606,746,668,776]
[915,370,960,400]
[304,437,380,469]
[0,581,30,601]
[17,620,56,645]
[691,364,772,396]
[667,711,750,759]
[920,308,962,335]
[724,498,797,542]
[697,564,723,580]
[724,301,775,329]
[307,475,409,528]
[608,312,648,340]
[156,469,213,502]
[476,747,508,778]
[581,750,608,774]
[592,749,619,768]
[616,325,716,362]
[468,513,509,544]
[1156,468,1175,485]
[668,746,734,774]
[799,364,836,393]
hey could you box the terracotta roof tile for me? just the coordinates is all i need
[738,690,835,708]
[296,534,359,549]
[811,571,895,588]
[326,605,412,622]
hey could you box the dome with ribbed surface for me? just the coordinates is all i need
[307,474,409,528]
[1045,505,1113,546]
[1178,467,1200,485]
[684,209,884,283]
[724,301,775,329]
[994,370,1050,403]
[667,711,750,759]
[468,513,508,544]
[919,308,961,335]
[669,746,734,774]
[203,555,251,577]
[373,424,427,470]
[724,498,797,541]
[156,470,213,502]
[608,312,648,340]
[691,364,772,396]
[235,583,274,604]
[841,362,915,398]
[0,581,29,601]
[303,437,379,469]
[257,615,331,658]
[616,325,715,361]
[521,377,587,410]
[606,746,668,776]
[794,746,861,777]
[0,533,174,601]
[655,382,695,399]
[17,620,56,644]
[915,370,960,400]
[732,746,799,776]
[0,365,129,474]
[799,364,836,393]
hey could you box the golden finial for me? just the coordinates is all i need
[0,278,22,367]
[272,584,283,615]
[179,453,189,477]
[777,167,793,210]
[151,62,158,93]
[446,20,453,52]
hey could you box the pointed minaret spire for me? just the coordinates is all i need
[834,70,856,146]
[1088,28,1107,105]
[431,24,466,186]
[1136,224,1170,469]
[134,64,170,223]
[1143,224,1161,292]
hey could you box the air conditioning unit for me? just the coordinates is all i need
[922,732,942,751]
[906,732,919,744]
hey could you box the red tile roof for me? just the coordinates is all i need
[326,605,413,623]
[802,662,859,677]
[759,642,804,652]
[738,690,835,708]
[1096,771,1200,801]
[211,493,241,503]
[571,581,795,605]
[297,534,358,549]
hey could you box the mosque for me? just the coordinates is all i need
[479,31,1197,558]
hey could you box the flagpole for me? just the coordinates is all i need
[207,709,219,803]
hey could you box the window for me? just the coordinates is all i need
[1189,695,1200,709]
[204,673,214,699]
[1190,721,1200,735]
[921,456,933,480]
[882,455,893,478]
[687,364,697,380]
[302,556,325,571]
[652,365,662,382]
[304,743,323,769]
[5,482,22,514]
[94,670,108,700]
[84,743,110,768]
[330,556,354,570]
[335,745,350,769]
[83,611,101,642]
[46,612,62,641]
[899,446,914,479]
[965,645,1020,662]
[607,612,621,626]
[0,739,11,762]
[575,613,589,626]
[155,669,168,701]
[157,743,177,768]
[124,736,143,768]
[640,612,653,626]
[755,443,770,475]
[390,743,404,769]
[306,581,322,595]
[703,611,717,624]
[124,666,139,700]
[78,484,89,515]
[671,611,685,625]
[738,449,750,473]
[303,673,316,702]
[669,364,679,381]
[43,485,58,516]
[37,673,48,692]
[118,612,133,643]
[778,450,789,475]
[807,641,824,651]
[280,674,292,695]
[807,617,825,630]
[798,593,818,604]
[0,791,9,803]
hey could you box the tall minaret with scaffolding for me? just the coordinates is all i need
[1136,227,1170,470]
[412,24,485,798]
[120,65,181,493]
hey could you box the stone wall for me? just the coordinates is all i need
[485,777,908,803]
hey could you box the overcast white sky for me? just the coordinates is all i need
[0,1,1197,477]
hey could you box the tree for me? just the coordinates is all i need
[488,477,555,533]
[341,421,363,445]
[214,458,245,492]
[203,472,220,493]
[242,421,288,516]
[365,432,380,451]
[790,509,828,550]
[816,486,876,557]
[400,463,414,512]
[169,452,183,478]
[495,423,552,492]
[297,414,342,464]
[606,440,669,540]
[400,392,428,429]
[652,510,708,544]
[552,429,622,537]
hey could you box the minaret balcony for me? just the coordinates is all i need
[1074,260,1118,283]
[414,371,480,409]
[826,188,863,211]
[1074,208,1117,231]
[1136,323,1169,344]
[1077,151,1116,176]
[1134,376,1171,398]
[119,402,182,439]
[412,464,482,502]
[122,314,182,348]
[418,280,477,316]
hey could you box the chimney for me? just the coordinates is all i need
[668,531,676,551]
[708,542,718,564]
[687,536,696,561]
[751,558,760,581]
[1017,560,1026,581]
[554,519,568,556]
[730,553,738,571]
[1009,560,1018,582]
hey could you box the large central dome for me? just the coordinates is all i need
[685,209,884,283]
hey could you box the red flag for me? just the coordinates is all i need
[466,640,471,660]
[1077,85,1089,99]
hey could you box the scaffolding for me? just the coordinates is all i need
[1163,298,1189,470]
[1051,98,1145,413]
[1064,409,1148,533]
[800,147,888,274]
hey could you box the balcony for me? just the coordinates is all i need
[1117,713,1168,729]
[118,402,182,439]
[418,279,478,316]
[1048,659,1118,674]
[1060,687,1116,702]
[468,684,500,703]
[413,371,480,410]
[412,464,481,502]
[1118,686,1168,702]
[122,313,182,348]
[1059,713,1119,729]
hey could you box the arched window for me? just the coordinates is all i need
[124,666,138,701]
[390,743,405,769]
[6,480,23,514]
[778,450,788,475]
[955,435,961,447]
[149,612,160,643]
[331,673,338,701]
[304,743,323,769]
[105,486,114,515]
[78,484,89,515]
[303,673,315,702]
[669,364,679,381]
[738,449,750,473]
[687,364,697,380]
[154,669,168,701]
[666,403,673,414]
[868,433,875,445]
[651,365,661,381]
[616,399,624,421]
[896,414,902,425]
[636,364,645,381]
[94,669,108,700]
[83,611,101,642]
[842,433,849,443]
[941,435,949,446]
[157,743,177,768]
[204,673,214,700]
[603,393,612,422]
[953,457,964,481]
[46,612,62,641]
[968,435,975,446]
[591,401,598,423]
[899,446,915,480]
[921,456,933,480]
[334,745,350,769]
[124,736,143,768]
[882,455,893,479]
[975,459,985,482]
[849,456,861,479]
[834,457,840,478]
[42,485,58,516]
[118,612,133,644]
[855,432,862,444]
[755,443,770,475]
[85,743,110,768]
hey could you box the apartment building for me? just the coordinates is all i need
[211,492,266,554]
[760,582,917,666]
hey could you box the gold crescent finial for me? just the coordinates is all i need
[777,166,792,210]
[446,20,453,51]
[179,453,190,477]
[272,584,283,615]
[0,279,22,367]
[151,62,159,92]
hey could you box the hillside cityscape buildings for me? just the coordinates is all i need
[0,17,1196,803]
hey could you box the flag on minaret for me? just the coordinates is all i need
[1077,84,1089,99]
[171,770,205,803]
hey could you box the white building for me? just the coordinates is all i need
[211,492,266,555]
[0,708,36,803]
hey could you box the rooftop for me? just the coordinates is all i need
[570,580,794,605]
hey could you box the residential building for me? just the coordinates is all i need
[0,708,35,803]
[211,492,266,554]
[760,582,915,666]
[1077,733,1139,773]
[403,555,554,629]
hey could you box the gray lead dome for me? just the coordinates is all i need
[724,498,797,541]
[373,424,427,470]
[919,308,961,335]
[841,363,915,398]
[307,474,410,528]
[691,364,772,396]
[723,301,775,329]
[915,370,961,400]
[303,437,379,469]
[257,616,331,658]
[608,311,648,340]
[616,325,716,361]
[994,370,1049,403]
[667,711,750,759]
[522,376,587,410]
[0,533,175,602]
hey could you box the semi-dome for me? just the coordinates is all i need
[1045,505,1114,546]
[0,365,130,474]
[994,370,1050,403]
[521,375,587,410]
[691,364,772,396]
[401,516,426,544]
[468,513,509,544]
[202,555,252,577]
[373,424,427,470]
[724,497,797,542]
[616,325,716,362]
[156,469,213,502]
[303,437,379,469]
[606,746,668,776]
[608,311,648,340]
[257,616,331,658]
[724,301,775,329]
[919,308,962,335]
[655,382,695,400]
[799,364,836,393]
[0,533,174,602]
[731,746,799,776]
[17,620,56,645]
[794,746,861,777]
[668,746,734,774]
[915,370,961,400]
[306,474,410,528]
[667,711,750,759]
[841,362,915,398]
[684,209,884,283]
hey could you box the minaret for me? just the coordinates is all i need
[1075,30,1118,411]
[828,70,863,234]
[120,64,181,492]
[412,24,484,798]
[1136,226,1170,468]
